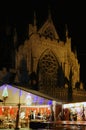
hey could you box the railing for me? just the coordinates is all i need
[39,87,86,102]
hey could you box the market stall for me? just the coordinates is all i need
[63,102,86,121]
[0,84,60,128]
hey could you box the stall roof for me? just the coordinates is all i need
[12,84,62,105]
[0,81,62,105]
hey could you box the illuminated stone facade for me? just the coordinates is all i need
[15,13,80,92]
[0,13,86,103]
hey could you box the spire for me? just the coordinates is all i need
[34,11,36,26]
[31,46,33,73]
[48,5,52,22]
[33,11,37,33]
[13,27,17,48]
[65,24,68,38]
[12,27,18,68]
[65,24,69,42]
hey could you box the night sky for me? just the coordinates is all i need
[0,0,86,84]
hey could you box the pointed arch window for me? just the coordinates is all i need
[38,50,59,87]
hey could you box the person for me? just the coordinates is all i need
[49,109,54,121]
[29,111,34,120]
[58,112,62,120]
[37,111,41,119]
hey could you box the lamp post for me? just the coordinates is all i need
[15,89,21,130]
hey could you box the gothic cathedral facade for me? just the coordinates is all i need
[15,13,80,95]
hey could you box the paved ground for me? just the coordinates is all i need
[0,128,32,130]
[0,126,85,130]
[0,125,86,130]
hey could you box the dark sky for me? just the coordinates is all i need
[0,0,86,83]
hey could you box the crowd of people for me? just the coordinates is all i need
[28,110,54,121]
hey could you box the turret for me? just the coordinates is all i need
[65,24,69,41]
[33,11,37,33]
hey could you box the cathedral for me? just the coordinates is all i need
[15,12,82,101]
[16,13,80,85]
[0,12,84,103]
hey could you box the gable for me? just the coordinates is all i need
[38,17,59,40]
